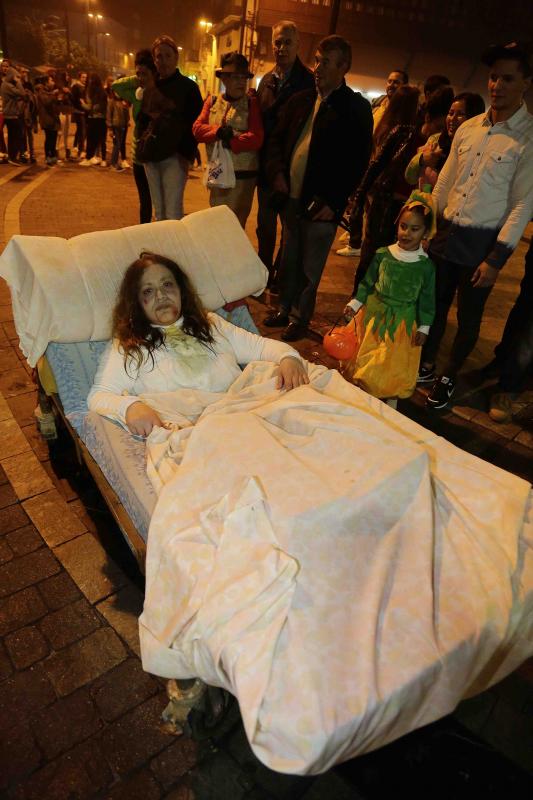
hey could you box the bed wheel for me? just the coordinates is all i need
[161,678,207,735]
[34,402,58,441]
[186,686,239,742]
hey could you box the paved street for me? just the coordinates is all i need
[0,144,532,799]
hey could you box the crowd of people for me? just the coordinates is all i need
[0,58,131,169]
[1,24,532,424]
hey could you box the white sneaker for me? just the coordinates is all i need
[100,160,107,167]
[79,158,92,166]
[121,159,131,169]
[90,156,101,165]
[336,245,361,257]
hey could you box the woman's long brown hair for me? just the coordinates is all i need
[112,252,214,375]
[373,85,420,153]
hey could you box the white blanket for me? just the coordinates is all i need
[139,363,533,774]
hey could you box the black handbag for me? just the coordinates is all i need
[136,112,180,164]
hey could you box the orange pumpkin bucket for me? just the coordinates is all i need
[323,318,358,361]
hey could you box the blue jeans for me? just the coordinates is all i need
[144,153,189,220]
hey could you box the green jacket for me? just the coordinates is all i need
[112,75,141,162]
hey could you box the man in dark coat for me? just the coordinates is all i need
[256,20,314,282]
[264,35,373,341]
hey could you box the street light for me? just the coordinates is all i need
[198,19,217,96]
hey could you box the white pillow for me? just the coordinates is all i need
[0,206,268,367]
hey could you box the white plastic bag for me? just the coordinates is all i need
[203,141,236,189]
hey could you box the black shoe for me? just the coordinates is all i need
[264,311,289,328]
[281,321,308,342]
[426,375,455,409]
[417,364,436,384]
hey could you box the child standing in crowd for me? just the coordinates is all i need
[80,73,108,167]
[107,90,129,171]
[342,195,436,407]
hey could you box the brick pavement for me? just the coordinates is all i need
[0,149,532,798]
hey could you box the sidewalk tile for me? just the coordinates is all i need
[0,586,48,636]
[43,627,127,696]
[2,450,53,500]
[6,523,44,556]
[7,389,38,427]
[32,687,103,760]
[469,410,522,439]
[0,480,19,508]
[43,461,79,501]
[0,391,11,421]
[0,663,56,732]
[104,768,162,800]
[13,738,113,800]
[5,624,50,669]
[0,548,60,598]
[0,366,35,397]
[515,429,533,449]
[0,502,30,534]
[39,597,101,649]
[22,422,52,461]
[37,570,82,610]
[0,722,42,791]
[53,532,128,603]
[0,641,13,680]
[99,692,172,775]
[0,536,13,563]
[150,737,198,789]
[91,657,158,722]
[96,583,143,656]
[0,344,20,372]
[23,488,86,547]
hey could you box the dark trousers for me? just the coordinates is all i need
[5,117,24,161]
[23,125,34,157]
[120,126,128,160]
[110,126,126,167]
[86,117,107,160]
[73,114,86,152]
[133,161,152,224]
[422,254,493,377]
[278,198,337,325]
[496,240,533,392]
[347,199,363,250]
[256,185,280,275]
[44,129,58,159]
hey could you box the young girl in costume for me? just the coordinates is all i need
[342,193,436,407]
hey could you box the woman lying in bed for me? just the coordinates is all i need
[87,251,309,435]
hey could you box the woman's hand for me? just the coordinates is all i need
[421,143,442,169]
[125,401,164,437]
[277,357,309,391]
[413,331,427,347]
[343,305,356,324]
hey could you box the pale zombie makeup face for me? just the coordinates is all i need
[397,209,427,251]
[138,263,182,325]
[446,99,467,138]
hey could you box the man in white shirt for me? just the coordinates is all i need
[421,42,533,410]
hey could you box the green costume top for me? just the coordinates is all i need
[356,245,436,341]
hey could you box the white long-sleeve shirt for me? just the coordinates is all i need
[431,104,533,269]
[87,313,303,428]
